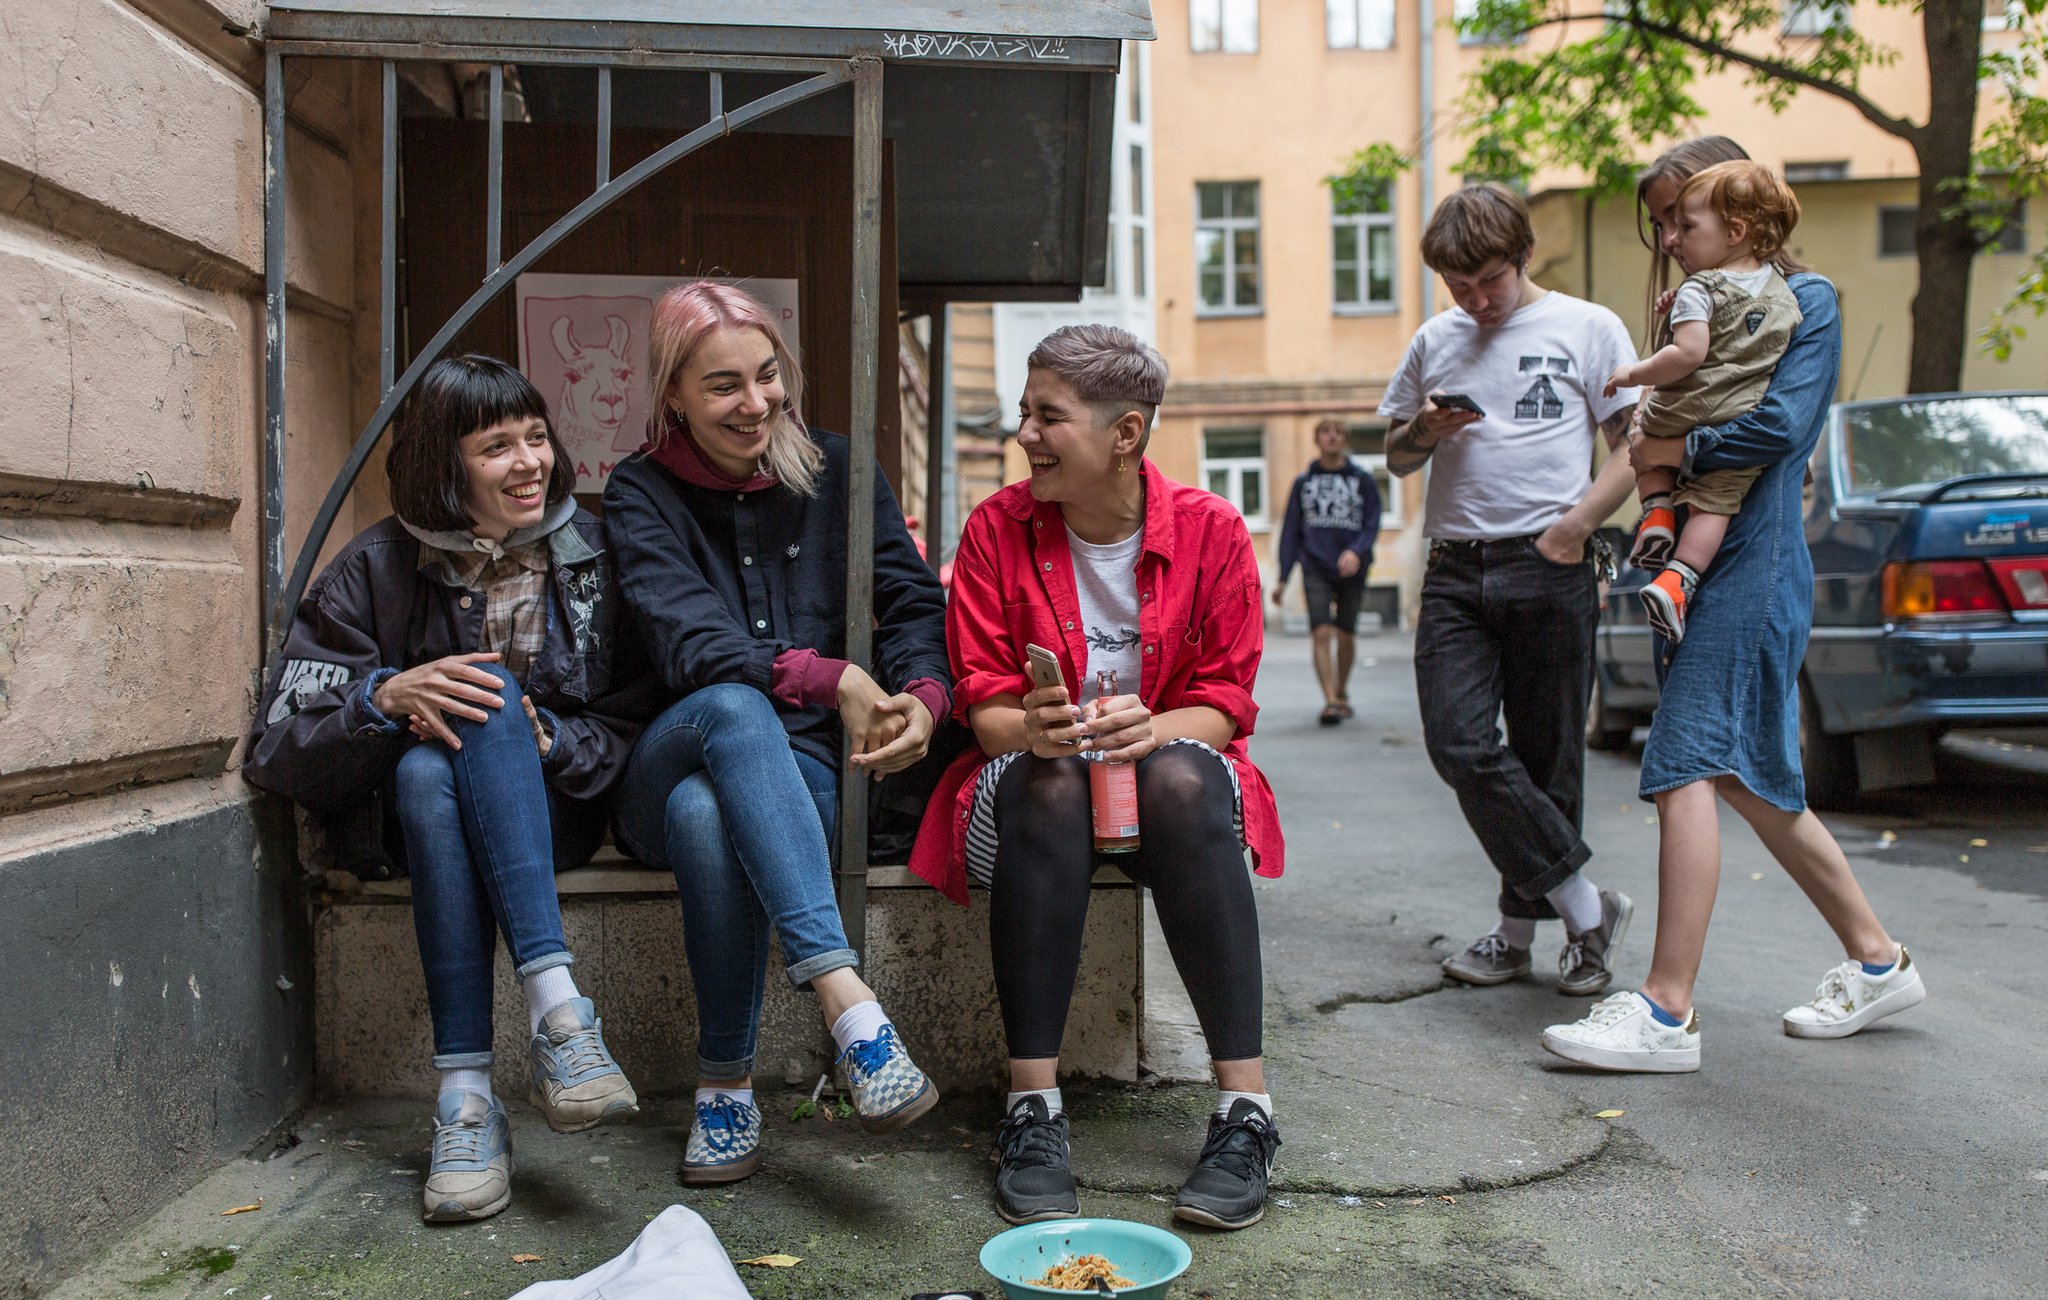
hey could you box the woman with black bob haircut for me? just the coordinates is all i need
[248,354,659,1224]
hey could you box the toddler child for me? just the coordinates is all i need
[1604,160,1803,641]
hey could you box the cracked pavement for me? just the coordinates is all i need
[45,633,2048,1298]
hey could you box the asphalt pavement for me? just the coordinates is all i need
[47,632,2048,1298]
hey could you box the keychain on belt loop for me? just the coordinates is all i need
[1088,668,1141,853]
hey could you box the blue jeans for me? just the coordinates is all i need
[612,683,854,1079]
[389,670,605,1067]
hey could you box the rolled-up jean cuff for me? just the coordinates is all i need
[515,951,575,980]
[698,1053,754,1081]
[432,1050,495,1070]
[784,947,859,989]
[1514,841,1593,903]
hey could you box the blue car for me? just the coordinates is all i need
[1590,391,2048,807]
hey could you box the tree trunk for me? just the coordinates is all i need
[1908,0,1986,394]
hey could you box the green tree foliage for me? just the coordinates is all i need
[1330,0,2048,392]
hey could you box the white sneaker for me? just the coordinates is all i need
[1782,945,1926,1039]
[1542,991,1701,1073]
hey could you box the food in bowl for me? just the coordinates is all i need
[1030,1253,1135,1290]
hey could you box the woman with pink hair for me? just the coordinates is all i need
[605,282,950,1181]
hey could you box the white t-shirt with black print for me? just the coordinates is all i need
[1066,524,1144,707]
[1379,291,1641,541]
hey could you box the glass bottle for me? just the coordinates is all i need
[1089,668,1141,853]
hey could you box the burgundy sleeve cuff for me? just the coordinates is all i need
[904,678,951,730]
[770,648,851,710]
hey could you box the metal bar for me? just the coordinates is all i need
[836,56,883,956]
[262,48,288,659]
[708,70,723,122]
[379,60,397,395]
[268,37,848,74]
[922,304,948,575]
[931,303,957,568]
[486,63,503,275]
[595,65,612,187]
[273,66,855,662]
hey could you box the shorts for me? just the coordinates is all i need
[1672,464,1763,516]
[1303,568,1368,633]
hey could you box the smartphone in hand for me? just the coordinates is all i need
[1024,643,1065,693]
[1433,392,1486,417]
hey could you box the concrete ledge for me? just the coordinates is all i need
[315,862,1142,1100]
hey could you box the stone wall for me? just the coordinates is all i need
[0,3,373,1291]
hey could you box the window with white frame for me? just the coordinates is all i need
[1782,0,1847,36]
[1191,0,1259,52]
[1987,0,2020,29]
[1327,0,1395,49]
[1332,181,1397,312]
[1346,424,1401,529]
[1202,428,1268,527]
[1129,142,1149,298]
[1196,181,1261,315]
[1877,205,1916,258]
[1454,0,1520,45]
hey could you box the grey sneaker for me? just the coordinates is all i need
[423,1091,512,1222]
[1557,889,1634,997]
[1442,932,1531,986]
[528,997,639,1134]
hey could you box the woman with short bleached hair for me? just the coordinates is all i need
[605,281,949,1183]
[911,324,1286,1231]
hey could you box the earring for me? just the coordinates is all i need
[1118,455,1127,473]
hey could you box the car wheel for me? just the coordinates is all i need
[1586,674,1637,751]
[1798,677,1861,810]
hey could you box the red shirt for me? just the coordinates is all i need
[909,460,1285,903]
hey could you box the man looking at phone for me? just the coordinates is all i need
[1380,183,1643,998]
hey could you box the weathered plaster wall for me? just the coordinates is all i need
[0,1,374,1291]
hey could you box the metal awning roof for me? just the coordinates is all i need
[267,4,1152,299]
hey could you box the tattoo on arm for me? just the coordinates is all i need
[1600,406,1636,452]
[1386,418,1435,478]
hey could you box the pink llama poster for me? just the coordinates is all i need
[514,274,801,492]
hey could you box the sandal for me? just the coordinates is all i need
[1333,700,1354,719]
[1318,704,1344,727]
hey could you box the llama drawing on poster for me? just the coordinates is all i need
[516,273,802,493]
[551,314,640,453]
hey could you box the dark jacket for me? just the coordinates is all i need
[245,510,659,819]
[1275,460,1381,584]
[602,430,950,771]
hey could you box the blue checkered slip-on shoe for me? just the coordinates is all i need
[682,1093,763,1186]
[423,1090,513,1223]
[838,1024,938,1135]
[528,996,640,1134]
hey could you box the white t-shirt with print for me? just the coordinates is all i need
[1379,291,1641,540]
[1066,524,1144,706]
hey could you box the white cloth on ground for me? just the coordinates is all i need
[507,1204,750,1300]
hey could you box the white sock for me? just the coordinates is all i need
[523,965,582,1035]
[1494,916,1537,948]
[1007,1087,1065,1118]
[1547,874,1604,935]
[1216,1090,1273,1120]
[438,1066,493,1103]
[829,1000,890,1054]
[696,1085,754,1109]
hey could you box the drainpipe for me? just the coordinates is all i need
[1418,0,1436,320]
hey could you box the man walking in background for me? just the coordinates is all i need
[1381,183,1641,998]
[1272,417,1382,726]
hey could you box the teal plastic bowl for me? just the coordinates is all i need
[979,1218,1193,1299]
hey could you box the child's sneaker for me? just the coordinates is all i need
[683,1093,762,1185]
[423,1090,513,1222]
[1541,991,1701,1073]
[1783,946,1926,1039]
[1630,495,1677,570]
[838,1024,938,1134]
[1639,560,1699,643]
[528,997,639,1133]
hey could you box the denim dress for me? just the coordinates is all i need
[1640,274,1841,811]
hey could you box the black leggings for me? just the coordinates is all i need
[989,745,1263,1062]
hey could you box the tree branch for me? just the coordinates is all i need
[1511,8,1924,144]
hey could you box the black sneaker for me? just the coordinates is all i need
[993,1096,1078,1224]
[1172,1099,1281,1230]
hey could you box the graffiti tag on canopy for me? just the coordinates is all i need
[881,33,1071,61]
[514,274,801,493]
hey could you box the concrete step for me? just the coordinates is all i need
[314,861,1142,1100]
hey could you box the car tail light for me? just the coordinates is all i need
[1987,557,2048,610]
[1882,560,2010,619]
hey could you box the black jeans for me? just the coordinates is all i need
[1414,537,1599,920]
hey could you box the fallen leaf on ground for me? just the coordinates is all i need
[1970,838,1988,847]
[1405,1198,1426,1206]
[1594,1109,1626,1119]
[340,1139,366,1151]
[2030,844,2048,853]
[221,1202,261,1216]
[1437,1195,1457,1204]
[1961,855,1971,863]
[1749,873,1764,881]
[1744,1169,1759,1177]
[1879,830,1898,842]
[789,1100,816,1121]
[739,1255,803,1268]
[1373,1200,1387,1208]
[512,1254,542,1264]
